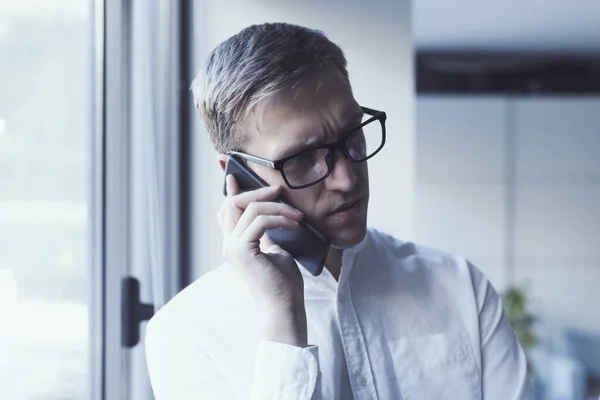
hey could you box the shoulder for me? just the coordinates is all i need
[146,262,250,343]
[365,228,487,288]
[362,229,497,334]
[366,228,466,268]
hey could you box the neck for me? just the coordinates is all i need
[325,247,343,281]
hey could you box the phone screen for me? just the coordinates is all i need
[223,156,330,276]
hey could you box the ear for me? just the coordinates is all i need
[217,154,228,172]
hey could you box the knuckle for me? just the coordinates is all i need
[255,214,267,226]
[246,201,258,215]
[224,196,236,207]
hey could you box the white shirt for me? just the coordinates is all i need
[146,229,535,400]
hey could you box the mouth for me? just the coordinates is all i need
[327,197,364,218]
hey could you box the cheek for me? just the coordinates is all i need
[354,162,369,185]
[256,166,285,187]
[281,186,322,216]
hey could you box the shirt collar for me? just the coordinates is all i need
[300,229,371,293]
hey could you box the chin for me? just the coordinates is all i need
[327,221,368,249]
[318,196,369,249]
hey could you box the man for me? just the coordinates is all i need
[146,22,534,400]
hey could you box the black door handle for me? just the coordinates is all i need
[122,277,154,348]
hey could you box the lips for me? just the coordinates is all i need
[329,197,363,215]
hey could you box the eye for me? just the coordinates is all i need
[283,151,319,178]
[287,151,316,167]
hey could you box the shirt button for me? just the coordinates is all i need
[297,372,309,383]
[357,375,367,387]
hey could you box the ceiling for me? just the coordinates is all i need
[413,0,600,53]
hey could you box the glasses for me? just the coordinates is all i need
[227,106,386,189]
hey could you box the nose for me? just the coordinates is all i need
[324,149,356,192]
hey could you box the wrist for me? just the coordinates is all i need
[256,293,305,315]
[261,304,308,348]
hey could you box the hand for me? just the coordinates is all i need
[218,174,307,320]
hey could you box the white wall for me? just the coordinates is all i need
[513,99,600,333]
[191,0,414,277]
[415,97,509,288]
[415,95,600,333]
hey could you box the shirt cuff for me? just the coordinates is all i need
[250,341,320,400]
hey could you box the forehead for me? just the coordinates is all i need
[243,68,360,159]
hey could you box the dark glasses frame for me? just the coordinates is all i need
[226,106,387,189]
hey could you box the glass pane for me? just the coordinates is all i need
[0,1,92,399]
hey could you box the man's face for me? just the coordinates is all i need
[239,68,369,249]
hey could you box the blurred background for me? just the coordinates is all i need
[0,0,598,399]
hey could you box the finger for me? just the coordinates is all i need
[239,215,299,245]
[230,184,283,209]
[219,200,240,233]
[232,201,303,237]
[221,175,243,232]
[226,174,240,197]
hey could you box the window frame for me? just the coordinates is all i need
[96,0,194,398]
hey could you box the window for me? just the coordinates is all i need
[0,1,92,398]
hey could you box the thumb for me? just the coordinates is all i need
[260,232,284,253]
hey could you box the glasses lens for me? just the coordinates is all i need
[282,148,330,187]
[345,115,384,162]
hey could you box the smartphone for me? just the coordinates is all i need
[223,155,330,276]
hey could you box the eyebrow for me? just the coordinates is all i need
[275,110,364,160]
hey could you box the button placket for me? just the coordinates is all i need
[357,375,367,387]
[337,287,379,399]
[336,240,378,399]
[297,372,309,384]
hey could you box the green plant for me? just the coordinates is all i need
[501,285,538,373]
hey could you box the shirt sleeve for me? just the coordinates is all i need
[145,316,240,400]
[146,314,322,400]
[468,262,536,400]
[250,341,322,400]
